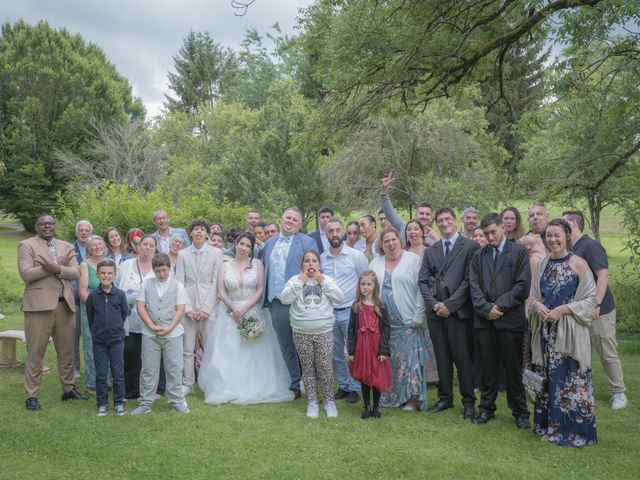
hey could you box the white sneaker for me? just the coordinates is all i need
[115,404,127,416]
[131,405,152,415]
[97,405,108,417]
[611,392,628,410]
[325,401,338,418]
[306,401,319,418]
[173,402,190,414]
[181,385,194,397]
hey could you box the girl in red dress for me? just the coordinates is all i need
[348,271,392,419]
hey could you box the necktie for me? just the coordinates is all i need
[444,240,451,258]
[493,247,499,264]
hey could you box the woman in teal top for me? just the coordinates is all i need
[79,235,109,394]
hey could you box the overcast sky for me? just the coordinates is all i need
[2,0,314,117]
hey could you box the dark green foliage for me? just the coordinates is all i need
[164,31,237,113]
[0,20,144,231]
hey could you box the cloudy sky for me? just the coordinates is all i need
[2,0,314,117]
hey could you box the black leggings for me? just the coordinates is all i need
[361,384,381,410]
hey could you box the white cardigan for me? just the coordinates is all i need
[369,251,426,325]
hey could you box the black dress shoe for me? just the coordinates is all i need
[345,391,360,404]
[473,411,496,425]
[25,397,41,411]
[334,389,349,400]
[463,406,476,420]
[361,407,371,419]
[61,388,88,401]
[516,416,530,430]
[370,408,381,419]
[427,400,453,413]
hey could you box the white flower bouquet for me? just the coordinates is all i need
[237,315,264,342]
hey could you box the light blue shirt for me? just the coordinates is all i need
[442,232,460,257]
[321,244,369,309]
[267,234,293,302]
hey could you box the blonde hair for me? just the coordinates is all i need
[86,235,106,258]
[352,270,385,316]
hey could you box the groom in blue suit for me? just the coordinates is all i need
[262,207,318,397]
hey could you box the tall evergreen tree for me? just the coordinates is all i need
[164,31,237,114]
[481,31,550,174]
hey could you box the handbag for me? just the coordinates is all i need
[522,367,547,395]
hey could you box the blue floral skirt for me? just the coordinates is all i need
[380,324,428,410]
[533,323,597,447]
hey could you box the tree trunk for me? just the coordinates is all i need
[586,190,602,242]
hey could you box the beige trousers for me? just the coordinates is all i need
[24,301,76,398]
[589,309,626,394]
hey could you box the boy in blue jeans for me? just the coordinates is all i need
[132,253,189,414]
[86,259,129,416]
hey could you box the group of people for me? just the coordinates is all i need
[17,174,628,448]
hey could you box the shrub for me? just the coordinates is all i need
[55,180,259,241]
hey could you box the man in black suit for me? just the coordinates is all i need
[419,207,479,420]
[469,213,530,428]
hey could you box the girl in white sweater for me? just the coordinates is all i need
[281,250,344,418]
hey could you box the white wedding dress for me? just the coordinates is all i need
[198,261,293,404]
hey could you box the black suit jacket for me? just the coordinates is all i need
[468,240,530,331]
[418,236,479,320]
[309,230,325,255]
[347,306,391,357]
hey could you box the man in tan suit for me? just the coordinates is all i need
[18,214,87,410]
[175,219,222,396]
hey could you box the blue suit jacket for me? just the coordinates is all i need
[262,232,318,306]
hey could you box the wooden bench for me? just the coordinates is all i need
[0,330,25,367]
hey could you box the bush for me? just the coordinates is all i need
[55,180,255,242]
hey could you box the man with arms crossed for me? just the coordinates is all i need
[18,214,87,410]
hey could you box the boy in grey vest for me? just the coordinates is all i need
[132,253,189,414]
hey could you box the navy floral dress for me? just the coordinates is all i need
[534,254,597,447]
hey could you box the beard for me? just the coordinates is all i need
[329,236,343,248]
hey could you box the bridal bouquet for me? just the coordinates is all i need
[237,315,264,342]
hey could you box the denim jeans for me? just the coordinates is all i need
[332,308,360,392]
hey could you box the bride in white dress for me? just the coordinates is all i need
[198,232,293,404]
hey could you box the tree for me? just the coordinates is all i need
[164,31,237,114]
[519,40,640,240]
[480,31,550,174]
[223,26,290,109]
[322,87,509,214]
[0,21,144,230]
[53,118,164,191]
[296,0,624,128]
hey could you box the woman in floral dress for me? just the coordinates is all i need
[528,219,597,447]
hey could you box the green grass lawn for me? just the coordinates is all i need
[0,219,638,479]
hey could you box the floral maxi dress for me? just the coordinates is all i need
[534,255,597,447]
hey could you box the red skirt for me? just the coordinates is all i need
[348,305,392,392]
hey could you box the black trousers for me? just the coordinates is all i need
[427,315,476,407]
[475,327,529,417]
[123,333,165,398]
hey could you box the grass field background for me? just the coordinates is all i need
[0,213,638,479]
